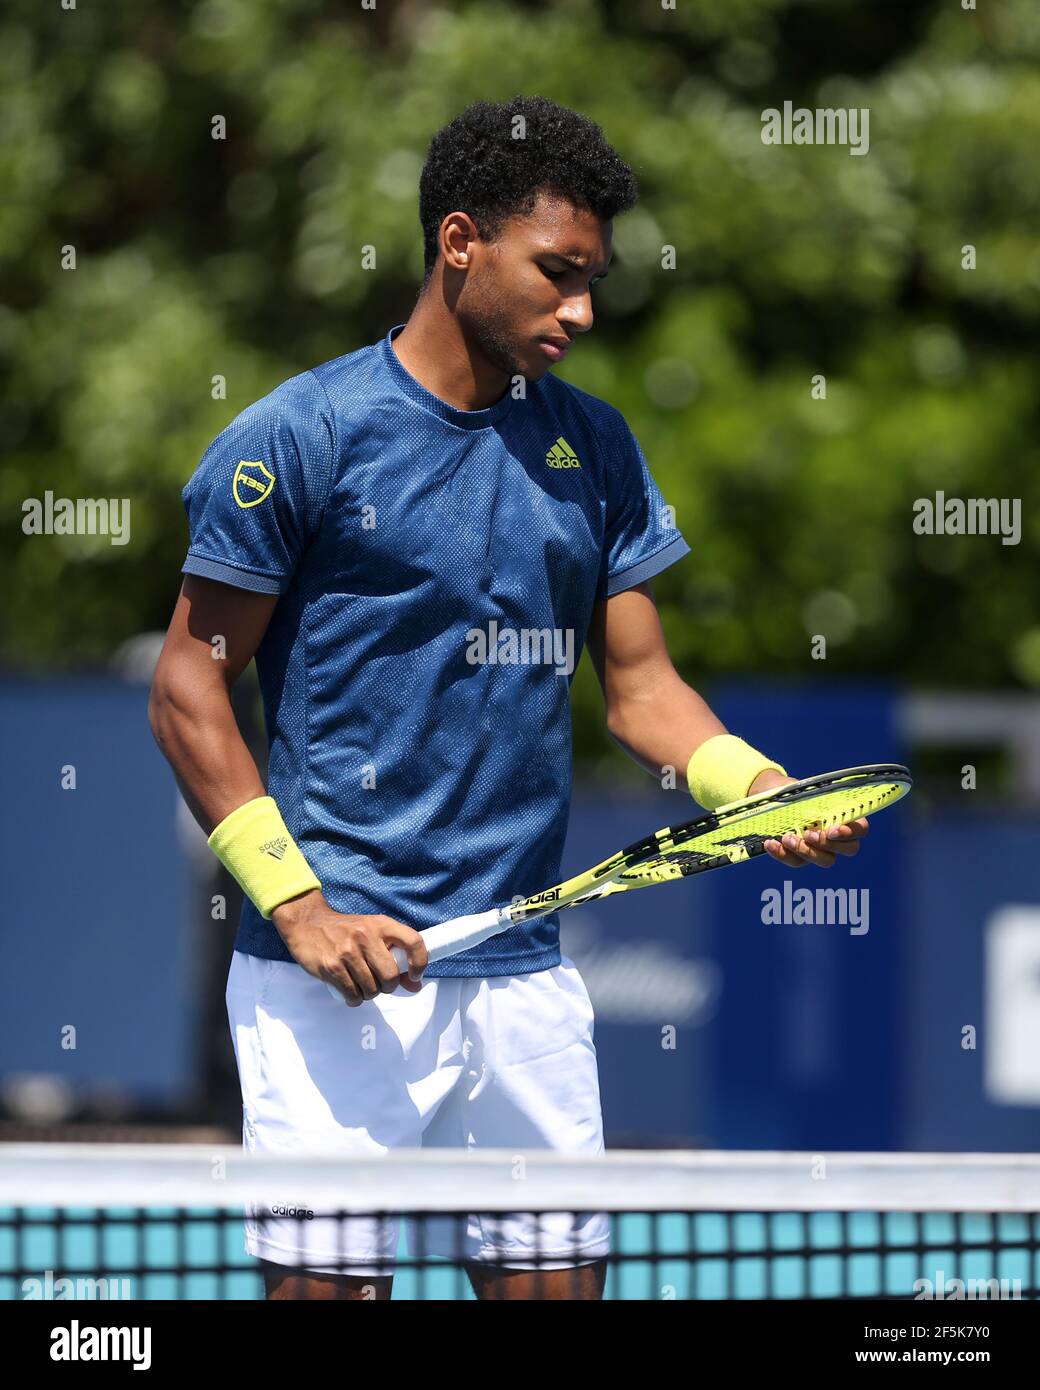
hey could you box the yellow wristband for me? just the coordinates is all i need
[686,735,787,811]
[208,796,321,919]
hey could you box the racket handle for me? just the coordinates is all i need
[394,907,512,968]
[324,908,512,1002]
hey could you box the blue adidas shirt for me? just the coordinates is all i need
[182,325,690,975]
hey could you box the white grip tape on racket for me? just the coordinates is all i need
[323,907,511,1001]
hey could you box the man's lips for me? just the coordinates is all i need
[539,338,572,361]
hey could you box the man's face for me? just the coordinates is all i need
[454,191,613,382]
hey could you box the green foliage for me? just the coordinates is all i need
[2,0,1037,766]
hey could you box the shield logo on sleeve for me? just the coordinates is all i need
[233,460,276,509]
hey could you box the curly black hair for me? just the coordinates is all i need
[418,96,638,280]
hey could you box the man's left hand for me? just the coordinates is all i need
[747,770,869,869]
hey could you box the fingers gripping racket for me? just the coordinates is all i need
[385,763,911,974]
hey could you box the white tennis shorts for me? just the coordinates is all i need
[225,949,609,1275]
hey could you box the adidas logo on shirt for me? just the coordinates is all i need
[545,437,581,469]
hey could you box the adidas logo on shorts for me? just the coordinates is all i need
[270,1202,314,1220]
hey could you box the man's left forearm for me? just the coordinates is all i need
[605,674,719,786]
[591,582,791,807]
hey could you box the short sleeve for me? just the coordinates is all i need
[181,371,336,595]
[598,414,691,599]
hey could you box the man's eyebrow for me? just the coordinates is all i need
[542,252,611,277]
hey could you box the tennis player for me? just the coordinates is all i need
[150,96,867,1301]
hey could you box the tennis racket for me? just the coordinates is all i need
[381,762,911,974]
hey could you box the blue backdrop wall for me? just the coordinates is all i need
[2,678,1037,1151]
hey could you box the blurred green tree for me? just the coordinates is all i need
[2,0,1037,771]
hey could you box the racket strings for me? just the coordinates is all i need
[640,780,908,866]
[516,770,910,914]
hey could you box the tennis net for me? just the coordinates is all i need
[1,1145,1038,1301]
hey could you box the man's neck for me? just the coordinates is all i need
[391,298,511,412]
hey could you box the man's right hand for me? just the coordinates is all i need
[271,891,429,1006]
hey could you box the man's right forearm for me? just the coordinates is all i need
[149,673,325,926]
[147,585,428,1000]
[148,672,266,836]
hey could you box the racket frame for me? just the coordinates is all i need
[386,763,912,971]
